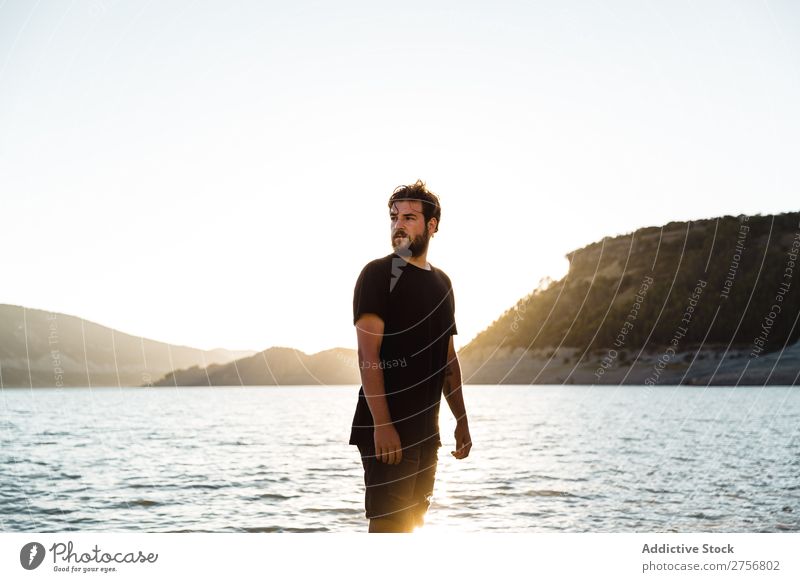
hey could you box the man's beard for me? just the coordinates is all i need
[391,229,430,258]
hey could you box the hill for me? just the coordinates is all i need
[0,305,254,388]
[151,346,360,386]
[458,211,800,385]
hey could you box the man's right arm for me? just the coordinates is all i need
[356,313,403,465]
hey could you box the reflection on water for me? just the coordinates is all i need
[1,385,798,532]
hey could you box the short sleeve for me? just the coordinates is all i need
[353,261,390,325]
[448,284,458,335]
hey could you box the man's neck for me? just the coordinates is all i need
[395,250,430,270]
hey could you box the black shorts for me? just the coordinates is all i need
[357,440,440,527]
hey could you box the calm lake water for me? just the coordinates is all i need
[1,385,798,533]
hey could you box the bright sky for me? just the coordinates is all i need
[1,0,799,355]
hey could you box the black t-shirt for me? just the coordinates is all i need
[349,252,458,448]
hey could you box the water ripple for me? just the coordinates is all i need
[1,385,798,532]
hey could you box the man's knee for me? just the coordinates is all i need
[368,516,413,533]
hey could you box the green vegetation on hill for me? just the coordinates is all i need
[462,212,800,359]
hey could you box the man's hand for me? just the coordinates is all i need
[443,336,471,460]
[451,419,472,459]
[374,424,403,464]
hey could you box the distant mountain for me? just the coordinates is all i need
[0,305,254,388]
[458,210,800,385]
[151,347,360,386]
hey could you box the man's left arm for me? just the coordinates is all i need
[443,335,472,459]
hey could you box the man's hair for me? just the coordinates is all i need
[387,180,442,233]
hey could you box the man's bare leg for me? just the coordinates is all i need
[368,516,413,533]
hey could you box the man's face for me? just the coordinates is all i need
[390,200,435,258]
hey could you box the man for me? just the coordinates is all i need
[349,180,472,533]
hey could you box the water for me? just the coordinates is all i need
[1,385,798,533]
